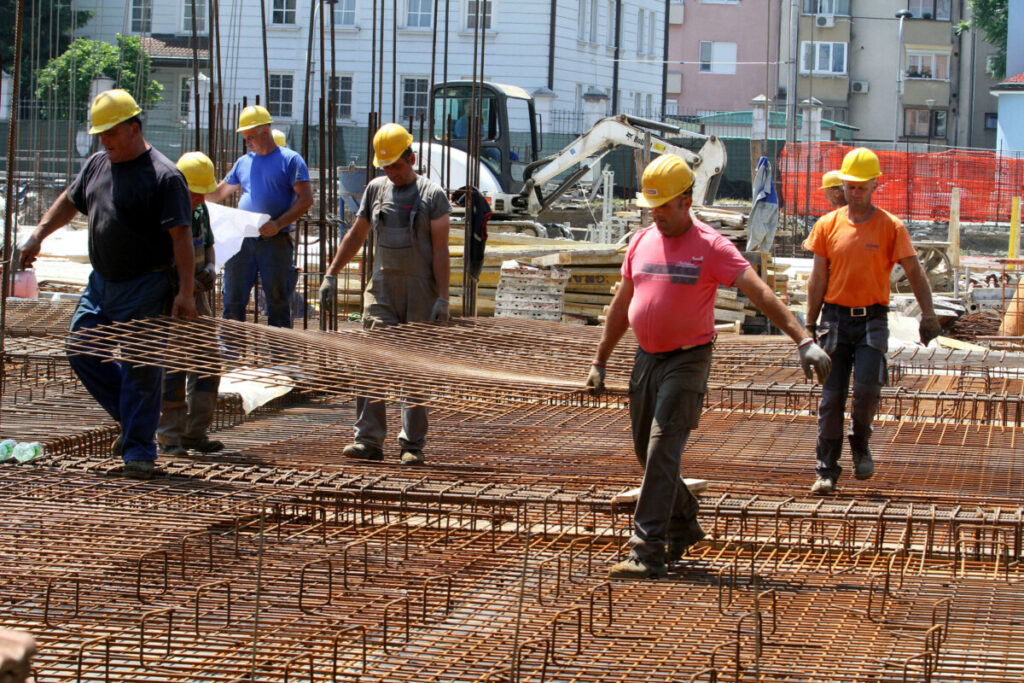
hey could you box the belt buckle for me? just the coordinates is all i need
[849,306,867,317]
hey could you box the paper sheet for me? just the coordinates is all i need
[206,202,271,270]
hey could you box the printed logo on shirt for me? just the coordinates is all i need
[865,243,880,251]
[636,261,701,285]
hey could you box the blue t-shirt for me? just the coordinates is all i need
[224,147,310,232]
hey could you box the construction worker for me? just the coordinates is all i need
[18,89,196,479]
[804,147,941,495]
[320,123,451,466]
[820,170,847,209]
[586,154,831,579]
[207,105,313,328]
[157,152,224,456]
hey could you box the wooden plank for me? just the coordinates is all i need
[612,478,709,504]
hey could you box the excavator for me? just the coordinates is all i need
[416,80,728,237]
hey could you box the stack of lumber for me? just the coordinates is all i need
[693,206,748,242]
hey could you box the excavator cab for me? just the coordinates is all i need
[430,81,539,194]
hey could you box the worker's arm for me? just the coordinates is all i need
[169,225,198,318]
[899,254,936,317]
[324,215,372,276]
[734,267,807,344]
[593,279,634,365]
[259,180,314,237]
[430,213,451,298]
[205,180,238,205]
[805,254,829,335]
[18,191,78,268]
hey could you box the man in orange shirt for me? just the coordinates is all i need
[804,148,941,495]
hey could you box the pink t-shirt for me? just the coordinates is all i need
[623,220,751,352]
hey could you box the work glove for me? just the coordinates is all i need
[431,298,450,322]
[919,315,942,346]
[319,274,337,312]
[584,363,606,395]
[194,263,217,292]
[798,340,831,383]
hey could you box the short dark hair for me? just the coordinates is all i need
[125,115,143,131]
[401,147,414,162]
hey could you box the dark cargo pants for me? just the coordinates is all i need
[628,343,712,564]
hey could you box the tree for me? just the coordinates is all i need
[959,0,1008,80]
[0,0,93,97]
[34,35,163,123]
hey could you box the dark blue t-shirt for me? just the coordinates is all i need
[224,146,310,232]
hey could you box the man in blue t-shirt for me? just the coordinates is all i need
[208,105,313,328]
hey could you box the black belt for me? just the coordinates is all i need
[643,341,713,360]
[824,302,888,318]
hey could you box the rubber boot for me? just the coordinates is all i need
[848,430,874,480]
[156,399,187,449]
[181,391,223,453]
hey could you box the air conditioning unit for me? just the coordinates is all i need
[851,80,870,94]
[815,14,835,28]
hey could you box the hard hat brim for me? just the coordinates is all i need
[373,153,400,169]
[820,182,842,190]
[188,180,218,194]
[236,122,271,133]
[837,172,880,183]
[88,106,142,135]
[635,191,678,209]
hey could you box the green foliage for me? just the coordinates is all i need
[0,0,93,98]
[34,35,163,123]
[957,0,1008,80]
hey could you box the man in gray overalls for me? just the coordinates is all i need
[320,123,452,465]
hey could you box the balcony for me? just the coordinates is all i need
[902,77,949,106]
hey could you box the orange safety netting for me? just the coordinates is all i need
[778,142,1024,223]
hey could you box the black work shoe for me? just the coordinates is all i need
[158,443,188,457]
[853,453,874,480]
[123,460,157,480]
[111,432,124,458]
[400,449,424,466]
[181,437,225,453]
[342,443,384,461]
[811,477,836,495]
[608,557,667,579]
[667,523,706,563]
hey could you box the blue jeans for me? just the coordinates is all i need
[222,232,295,328]
[68,271,171,463]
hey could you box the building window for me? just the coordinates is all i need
[606,0,616,45]
[802,0,850,14]
[333,0,356,26]
[908,0,950,20]
[272,0,297,25]
[131,0,152,33]
[905,108,946,137]
[466,0,491,30]
[183,0,208,32]
[406,0,431,27]
[984,112,998,130]
[648,11,656,55]
[906,51,949,79]
[589,0,599,42]
[800,41,847,75]
[329,75,353,118]
[699,41,737,74]
[269,73,294,118]
[402,77,429,122]
[637,10,645,55]
[578,0,587,39]
[822,106,848,123]
[179,76,192,118]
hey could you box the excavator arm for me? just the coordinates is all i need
[518,115,727,215]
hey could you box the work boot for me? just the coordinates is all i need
[849,434,875,480]
[810,477,836,495]
[342,443,384,461]
[608,556,667,579]
[400,449,424,466]
[123,460,157,480]
[667,521,706,563]
[158,443,188,457]
[111,432,124,459]
[181,436,225,453]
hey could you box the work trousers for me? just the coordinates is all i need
[815,304,888,482]
[628,343,712,564]
[67,271,171,463]
[222,232,295,328]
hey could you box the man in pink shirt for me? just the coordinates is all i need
[585,154,831,579]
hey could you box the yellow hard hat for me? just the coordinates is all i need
[176,151,218,194]
[838,147,881,183]
[88,89,142,134]
[272,129,287,147]
[819,170,843,190]
[372,123,414,168]
[236,105,273,132]
[635,154,694,208]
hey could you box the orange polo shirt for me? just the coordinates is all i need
[803,207,916,307]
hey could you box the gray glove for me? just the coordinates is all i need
[584,364,606,395]
[319,274,337,312]
[431,298,450,322]
[798,340,831,383]
[194,263,217,292]
[920,315,942,345]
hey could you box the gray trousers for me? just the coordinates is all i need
[353,397,427,452]
[628,343,712,564]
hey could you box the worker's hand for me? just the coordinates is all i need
[430,298,450,322]
[919,315,942,345]
[319,274,337,312]
[805,322,817,342]
[194,263,217,292]
[171,290,198,318]
[798,340,831,383]
[257,219,280,238]
[0,627,36,683]
[17,236,40,270]
[584,363,606,395]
